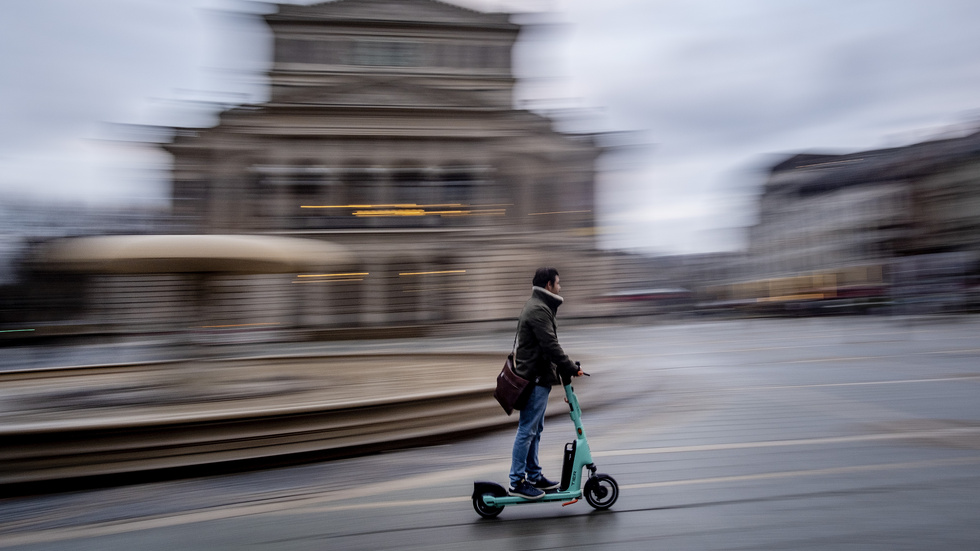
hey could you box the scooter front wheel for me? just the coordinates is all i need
[473,493,504,518]
[584,474,619,510]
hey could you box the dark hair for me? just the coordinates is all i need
[532,267,559,288]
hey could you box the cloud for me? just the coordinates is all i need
[561,1,980,150]
[0,0,270,205]
[2,0,980,253]
[521,0,980,253]
[0,2,201,147]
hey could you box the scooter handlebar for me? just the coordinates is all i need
[562,362,589,385]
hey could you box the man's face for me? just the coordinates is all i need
[546,275,561,295]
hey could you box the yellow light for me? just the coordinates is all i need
[399,270,467,276]
[294,272,367,283]
[199,322,281,329]
[353,209,426,217]
[292,278,364,283]
[302,204,506,217]
[301,203,465,209]
[297,273,369,278]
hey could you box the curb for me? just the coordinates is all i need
[0,351,633,490]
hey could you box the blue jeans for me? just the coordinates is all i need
[510,384,551,486]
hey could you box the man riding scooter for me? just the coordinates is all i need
[508,267,584,499]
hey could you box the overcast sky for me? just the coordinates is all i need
[2,0,979,254]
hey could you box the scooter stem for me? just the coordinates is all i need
[564,382,593,467]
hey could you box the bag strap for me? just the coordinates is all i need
[511,318,520,360]
[511,318,542,385]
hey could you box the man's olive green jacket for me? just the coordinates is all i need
[514,286,577,386]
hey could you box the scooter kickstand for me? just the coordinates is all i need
[561,498,579,507]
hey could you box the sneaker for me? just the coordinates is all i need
[528,475,560,490]
[509,479,545,499]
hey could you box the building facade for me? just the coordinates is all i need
[748,151,912,276]
[730,129,980,313]
[162,0,612,332]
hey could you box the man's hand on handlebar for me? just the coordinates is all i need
[562,362,589,385]
[562,362,588,390]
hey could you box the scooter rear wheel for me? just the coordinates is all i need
[473,493,504,518]
[584,474,619,510]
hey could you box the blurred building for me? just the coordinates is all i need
[749,151,911,275]
[0,200,172,330]
[724,129,980,314]
[157,0,612,333]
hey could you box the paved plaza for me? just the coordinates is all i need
[1,315,979,550]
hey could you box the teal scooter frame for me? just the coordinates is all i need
[472,370,619,518]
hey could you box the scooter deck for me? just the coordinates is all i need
[484,489,583,507]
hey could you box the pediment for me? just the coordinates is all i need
[274,79,498,110]
[272,0,515,28]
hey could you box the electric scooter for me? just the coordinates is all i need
[472,367,619,518]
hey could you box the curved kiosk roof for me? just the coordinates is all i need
[35,234,355,274]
